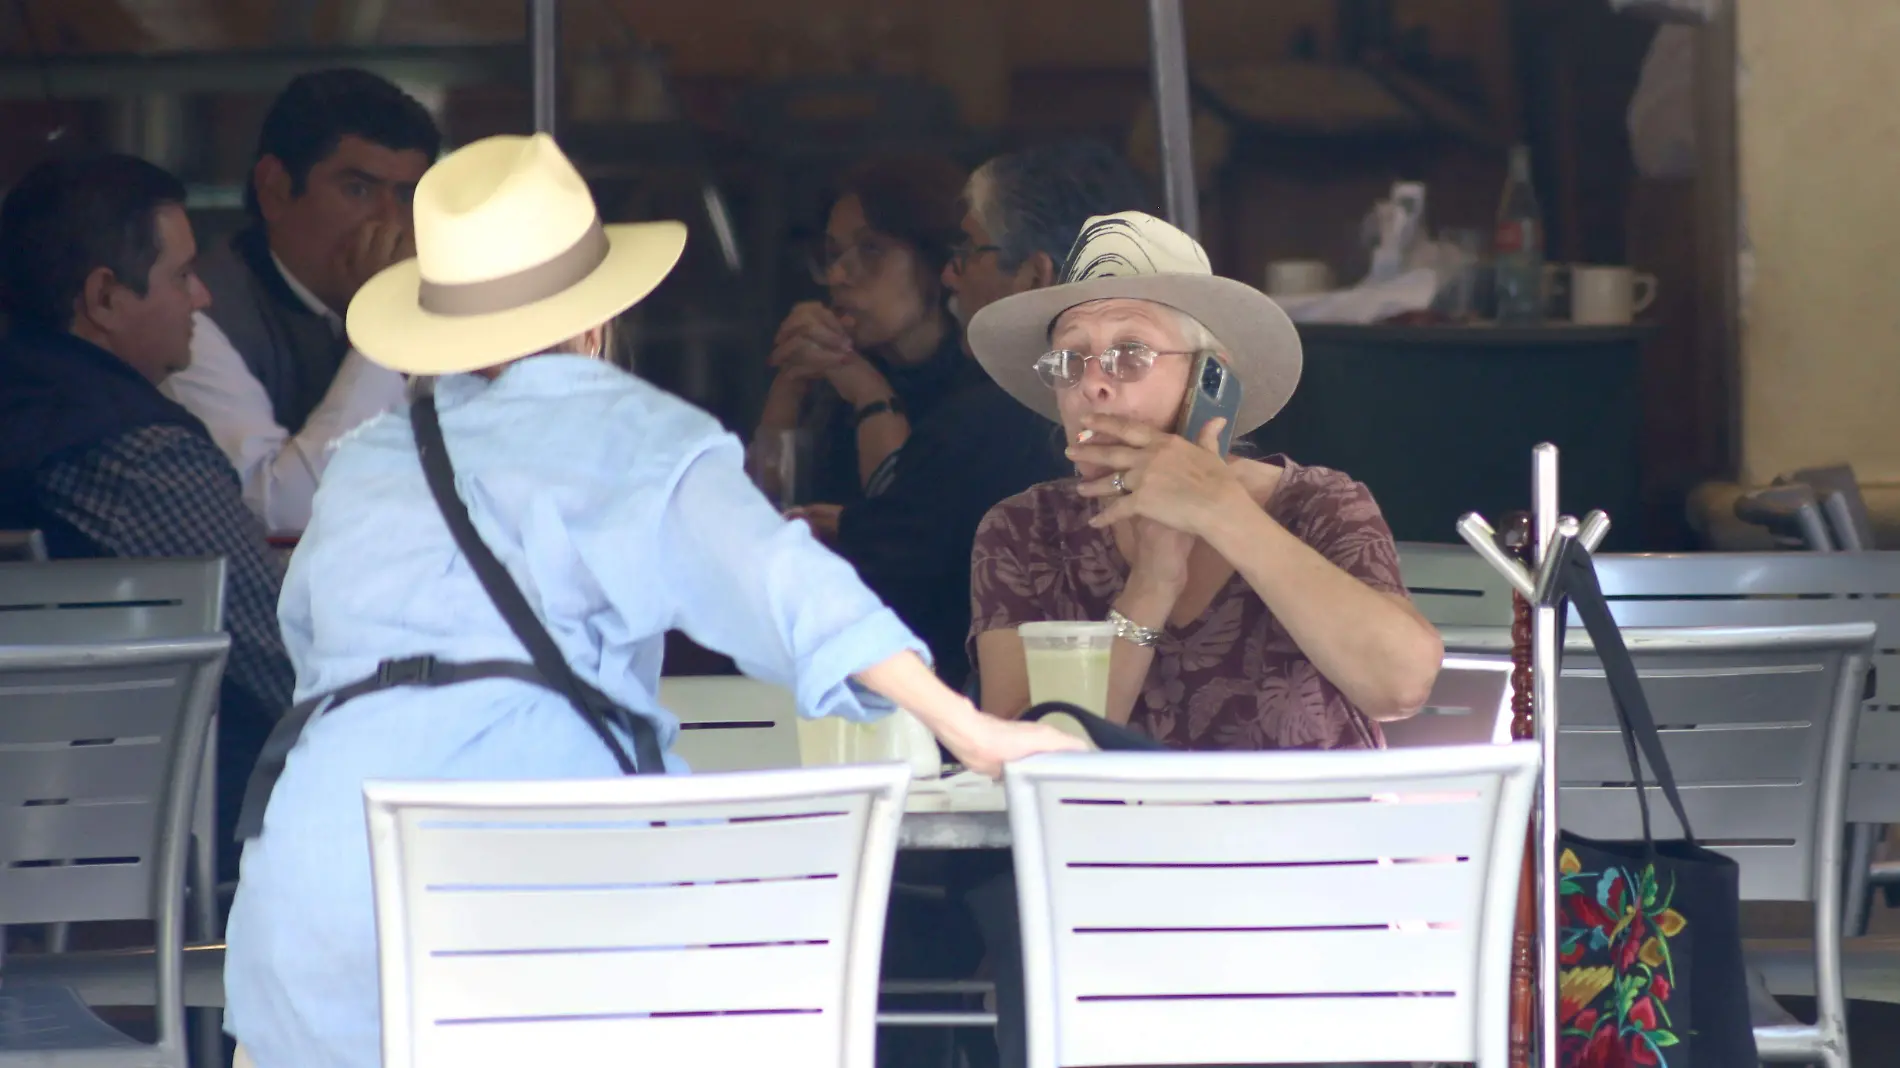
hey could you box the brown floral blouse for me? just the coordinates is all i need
[968,456,1408,751]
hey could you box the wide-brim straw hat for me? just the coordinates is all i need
[347,132,686,375]
[967,211,1302,435]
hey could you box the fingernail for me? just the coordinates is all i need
[1076,429,1095,443]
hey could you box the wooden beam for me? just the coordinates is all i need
[0,43,523,98]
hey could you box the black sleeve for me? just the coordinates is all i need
[833,386,1067,690]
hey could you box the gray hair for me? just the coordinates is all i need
[1166,305,1254,455]
[1166,305,1223,356]
[963,140,1156,275]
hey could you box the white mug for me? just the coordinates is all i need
[1569,265,1658,325]
[1266,259,1333,297]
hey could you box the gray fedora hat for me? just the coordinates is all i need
[967,211,1302,435]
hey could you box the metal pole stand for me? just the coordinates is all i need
[1454,442,1610,1068]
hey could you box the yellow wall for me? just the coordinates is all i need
[1738,0,1900,484]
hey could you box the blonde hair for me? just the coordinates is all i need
[534,320,615,361]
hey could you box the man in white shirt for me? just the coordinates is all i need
[163,69,439,534]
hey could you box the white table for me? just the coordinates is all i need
[899,777,1009,850]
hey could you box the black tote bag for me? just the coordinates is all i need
[1550,540,1756,1068]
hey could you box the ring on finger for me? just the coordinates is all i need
[1111,471,1128,494]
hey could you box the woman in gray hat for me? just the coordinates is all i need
[960,209,1447,1068]
[965,211,1444,751]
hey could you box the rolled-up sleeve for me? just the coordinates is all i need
[656,443,928,722]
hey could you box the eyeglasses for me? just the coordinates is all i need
[950,240,1001,273]
[807,238,894,285]
[1033,343,1199,390]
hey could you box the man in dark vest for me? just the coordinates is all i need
[0,154,294,867]
[162,68,440,535]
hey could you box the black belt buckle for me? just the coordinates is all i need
[376,655,439,687]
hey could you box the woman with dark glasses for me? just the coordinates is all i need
[752,154,976,520]
[747,152,1071,697]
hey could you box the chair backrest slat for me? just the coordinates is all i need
[365,765,910,1068]
[1396,543,1520,627]
[1006,745,1539,1068]
[0,558,225,642]
[659,675,801,772]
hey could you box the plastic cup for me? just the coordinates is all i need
[1018,621,1116,718]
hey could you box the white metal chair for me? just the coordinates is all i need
[1583,551,1900,938]
[1733,482,1838,551]
[0,558,228,934]
[658,675,801,772]
[363,763,912,1068]
[0,636,227,1067]
[1401,544,1900,938]
[1441,620,1873,1064]
[1003,743,1540,1067]
[0,558,229,1068]
[1784,463,1876,552]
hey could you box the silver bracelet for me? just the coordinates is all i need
[1108,608,1162,648]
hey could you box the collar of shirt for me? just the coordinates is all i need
[269,251,343,337]
[432,353,614,408]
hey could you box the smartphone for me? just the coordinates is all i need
[1175,350,1243,455]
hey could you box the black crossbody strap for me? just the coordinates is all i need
[1553,538,1698,845]
[234,658,554,840]
[411,393,664,777]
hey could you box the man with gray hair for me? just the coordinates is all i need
[823,140,1153,697]
[943,139,1158,349]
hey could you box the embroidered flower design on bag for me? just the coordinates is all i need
[1557,848,1688,1067]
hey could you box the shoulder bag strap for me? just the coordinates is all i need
[411,392,664,775]
[1021,702,1171,752]
[1553,537,1697,845]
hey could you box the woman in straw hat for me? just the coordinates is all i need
[221,133,1082,1068]
[965,211,1444,752]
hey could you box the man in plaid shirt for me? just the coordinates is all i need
[0,155,293,863]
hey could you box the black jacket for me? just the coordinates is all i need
[0,327,212,557]
[835,365,1068,693]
